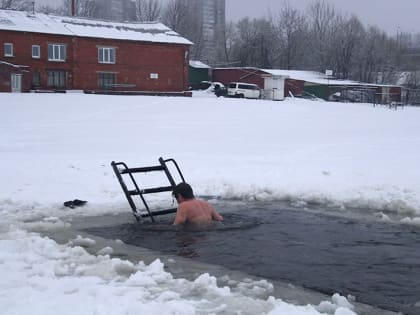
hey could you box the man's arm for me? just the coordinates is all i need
[211,206,223,221]
[173,205,187,225]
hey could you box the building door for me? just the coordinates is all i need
[11,74,22,93]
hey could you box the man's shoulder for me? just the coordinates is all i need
[180,198,208,210]
[194,198,211,206]
[179,199,196,208]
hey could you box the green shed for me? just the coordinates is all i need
[189,60,210,88]
[304,83,329,100]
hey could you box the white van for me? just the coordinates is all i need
[227,82,261,99]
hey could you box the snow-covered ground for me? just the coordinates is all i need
[1,91,419,314]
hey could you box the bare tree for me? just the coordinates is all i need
[253,18,276,68]
[354,26,387,83]
[330,15,364,79]
[377,35,405,84]
[230,17,276,68]
[230,18,258,67]
[60,0,99,18]
[1,0,32,10]
[37,5,59,14]
[161,0,203,60]
[222,21,237,64]
[161,0,190,33]
[306,0,340,72]
[272,2,308,70]
[133,0,161,22]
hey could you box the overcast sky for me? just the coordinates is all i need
[226,0,420,35]
[36,0,420,35]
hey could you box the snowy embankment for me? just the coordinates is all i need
[0,92,418,315]
[1,92,419,223]
[1,228,357,315]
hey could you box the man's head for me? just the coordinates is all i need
[173,182,195,201]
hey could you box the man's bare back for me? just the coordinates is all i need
[173,198,223,225]
[172,182,223,225]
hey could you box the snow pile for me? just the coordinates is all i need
[21,216,71,232]
[68,235,96,248]
[317,294,355,314]
[0,228,354,315]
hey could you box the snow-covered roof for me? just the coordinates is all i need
[213,67,359,85]
[213,67,402,87]
[0,9,192,45]
[189,60,210,69]
[262,69,361,86]
[213,67,260,71]
[266,69,404,87]
[0,60,28,68]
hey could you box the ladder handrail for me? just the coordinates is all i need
[111,161,155,222]
[159,157,186,187]
[111,161,137,215]
[111,157,186,223]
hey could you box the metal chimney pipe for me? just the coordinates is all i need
[71,0,76,16]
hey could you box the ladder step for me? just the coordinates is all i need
[140,208,177,217]
[128,186,173,195]
[120,165,164,174]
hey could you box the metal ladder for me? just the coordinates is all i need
[111,157,185,222]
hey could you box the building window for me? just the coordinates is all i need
[98,72,116,89]
[98,47,115,64]
[32,45,40,59]
[48,44,66,61]
[32,71,41,87]
[4,43,13,57]
[47,70,66,88]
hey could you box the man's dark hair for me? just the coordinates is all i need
[173,182,194,199]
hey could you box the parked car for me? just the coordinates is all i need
[190,81,212,90]
[227,82,261,99]
[190,81,225,93]
[329,89,374,103]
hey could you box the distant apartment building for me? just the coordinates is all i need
[193,0,226,66]
[95,0,136,22]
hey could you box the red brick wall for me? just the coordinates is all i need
[73,37,188,91]
[0,63,31,92]
[285,79,305,97]
[212,68,265,88]
[0,31,74,91]
[0,30,190,92]
[389,86,402,102]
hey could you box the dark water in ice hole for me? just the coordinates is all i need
[84,201,420,315]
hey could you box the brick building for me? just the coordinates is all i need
[0,9,192,93]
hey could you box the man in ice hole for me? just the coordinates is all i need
[172,182,223,225]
